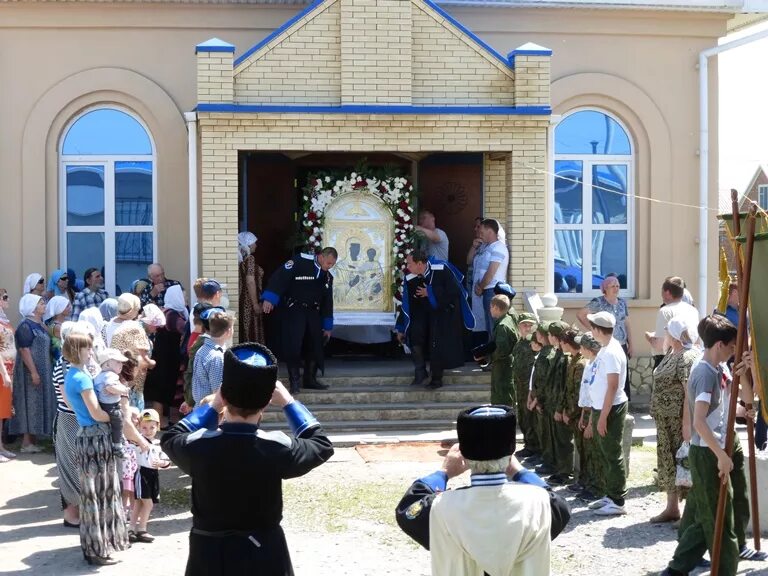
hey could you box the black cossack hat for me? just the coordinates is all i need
[221,343,278,410]
[457,405,517,460]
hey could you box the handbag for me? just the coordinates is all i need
[675,441,692,488]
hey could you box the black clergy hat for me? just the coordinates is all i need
[457,405,517,461]
[220,343,278,410]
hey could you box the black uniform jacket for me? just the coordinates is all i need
[161,405,334,576]
[262,253,334,366]
[395,262,468,370]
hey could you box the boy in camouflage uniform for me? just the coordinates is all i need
[512,313,538,459]
[560,328,589,492]
[473,295,518,406]
[576,332,603,502]
[529,323,557,475]
[547,321,573,485]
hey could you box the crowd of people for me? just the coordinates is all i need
[1,208,768,574]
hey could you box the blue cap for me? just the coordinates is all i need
[201,279,222,297]
[233,346,273,367]
[494,282,516,300]
[199,306,226,321]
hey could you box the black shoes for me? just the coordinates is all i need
[547,474,572,486]
[515,448,535,458]
[534,464,555,475]
[576,489,600,502]
[303,378,329,390]
[425,380,443,390]
[410,370,429,387]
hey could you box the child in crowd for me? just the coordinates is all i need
[130,408,171,544]
[473,295,518,406]
[661,316,766,576]
[191,310,235,405]
[93,348,130,456]
[547,321,573,485]
[181,302,217,413]
[576,332,603,502]
[512,314,539,460]
[529,325,555,474]
[585,311,628,516]
[560,328,587,492]
[121,406,141,516]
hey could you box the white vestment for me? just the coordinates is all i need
[430,483,551,576]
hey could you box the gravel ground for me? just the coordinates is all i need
[1,443,766,576]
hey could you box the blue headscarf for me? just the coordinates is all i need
[48,269,69,296]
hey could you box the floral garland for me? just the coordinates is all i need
[301,172,416,302]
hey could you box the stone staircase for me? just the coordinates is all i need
[261,359,491,435]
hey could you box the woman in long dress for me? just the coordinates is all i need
[9,294,55,453]
[0,288,17,462]
[238,231,265,343]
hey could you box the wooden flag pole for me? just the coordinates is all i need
[730,191,762,551]
[711,205,757,576]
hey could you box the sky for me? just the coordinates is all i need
[718,21,768,199]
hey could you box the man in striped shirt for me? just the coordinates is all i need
[191,311,235,405]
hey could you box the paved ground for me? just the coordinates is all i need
[1,439,766,576]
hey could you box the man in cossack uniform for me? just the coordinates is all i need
[395,249,475,389]
[395,405,571,576]
[262,247,337,393]
[162,343,334,576]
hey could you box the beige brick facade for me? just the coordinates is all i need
[196,0,552,316]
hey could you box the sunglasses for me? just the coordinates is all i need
[1,294,8,301]
[37,278,45,285]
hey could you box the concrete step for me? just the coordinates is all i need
[279,374,491,388]
[261,401,470,423]
[290,386,490,405]
[261,418,459,434]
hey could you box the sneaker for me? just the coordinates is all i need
[576,490,600,502]
[19,444,42,454]
[739,545,768,561]
[588,496,613,510]
[566,482,584,493]
[593,500,627,516]
[0,454,9,463]
[0,449,16,459]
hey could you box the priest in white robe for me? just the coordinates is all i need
[395,405,571,576]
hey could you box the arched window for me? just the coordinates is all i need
[554,109,633,296]
[60,107,156,297]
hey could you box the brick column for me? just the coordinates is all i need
[196,38,235,104]
[508,43,551,109]
[340,0,412,105]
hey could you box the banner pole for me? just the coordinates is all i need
[711,206,757,576]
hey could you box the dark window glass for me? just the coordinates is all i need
[554,230,583,293]
[67,233,105,282]
[555,111,631,156]
[592,230,628,282]
[555,160,583,224]
[66,166,105,226]
[115,232,153,295]
[115,161,153,225]
[62,109,152,155]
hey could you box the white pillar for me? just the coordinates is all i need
[185,111,199,306]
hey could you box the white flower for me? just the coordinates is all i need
[325,176,331,183]
[313,227,320,234]
[314,240,321,246]
[304,195,309,201]
[397,209,404,217]
[350,172,357,179]
[309,235,316,242]
[403,215,410,222]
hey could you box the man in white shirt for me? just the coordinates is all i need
[586,311,629,516]
[473,219,510,342]
[415,210,450,262]
[645,276,700,366]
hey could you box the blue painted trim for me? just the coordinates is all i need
[196,104,551,116]
[196,46,236,54]
[262,290,280,306]
[234,0,327,67]
[322,317,333,331]
[421,0,511,69]
[418,470,448,492]
[507,48,553,68]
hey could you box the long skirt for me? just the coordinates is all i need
[9,329,54,436]
[75,423,129,559]
[54,411,81,508]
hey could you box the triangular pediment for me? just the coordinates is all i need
[231,0,529,108]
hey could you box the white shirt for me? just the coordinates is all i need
[652,300,700,353]
[578,359,594,409]
[589,338,628,409]
[473,239,509,288]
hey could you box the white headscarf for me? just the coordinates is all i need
[79,307,105,342]
[141,303,166,327]
[667,317,693,349]
[23,273,43,294]
[238,231,258,263]
[163,284,189,320]
[19,294,42,318]
[44,295,71,322]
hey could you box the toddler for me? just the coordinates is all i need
[93,347,130,456]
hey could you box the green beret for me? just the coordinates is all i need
[536,322,550,335]
[517,312,537,324]
[577,332,601,351]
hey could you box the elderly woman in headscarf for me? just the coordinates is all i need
[99,298,119,322]
[23,273,46,297]
[238,231,265,343]
[649,317,701,524]
[109,295,155,410]
[143,285,187,428]
[78,307,107,354]
[9,293,55,453]
[47,269,76,303]
[44,295,72,363]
